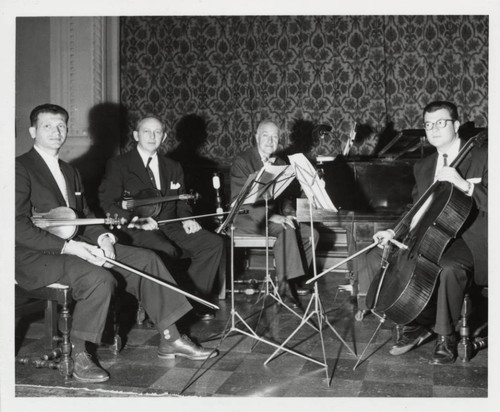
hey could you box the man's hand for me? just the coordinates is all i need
[127,216,159,231]
[373,229,395,248]
[62,240,106,266]
[269,214,296,229]
[435,167,470,192]
[98,236,116,268]
[182,219,201,234]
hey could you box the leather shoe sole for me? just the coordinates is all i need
[158,349,218,361]
[389,329,432,356]
[73,371,110,383]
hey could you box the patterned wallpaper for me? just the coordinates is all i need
[120,15,488,164]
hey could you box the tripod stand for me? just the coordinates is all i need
[216,168,325,365]
[264,156,357,383]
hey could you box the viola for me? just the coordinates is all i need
[365,131,487,325]
[32,206,126,240]
[121,188,201,218]
[32,206,217,310]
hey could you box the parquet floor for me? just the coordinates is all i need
[14,270,488,401]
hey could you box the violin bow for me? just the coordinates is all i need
[156,209,248,225]
[91,252,219,310]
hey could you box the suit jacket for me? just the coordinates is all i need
[98,147,192,223]
[16,148,107,289]
[230,147,289,230]
[396,138,488,285]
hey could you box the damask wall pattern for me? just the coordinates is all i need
[120,15,488,164]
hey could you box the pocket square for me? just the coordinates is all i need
[467,177,481,184]
[170,182,181,190]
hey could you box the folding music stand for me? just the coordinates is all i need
[246,166,320,338]
[215,168,324,365]
[263,154,357,383]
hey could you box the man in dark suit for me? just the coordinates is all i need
[364,100,487,364]
[230,120,319,306]
[16,104,217,383]
[98,115,223,319]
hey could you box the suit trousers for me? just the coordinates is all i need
[361,238,473,335]
[27,244,192,344]
[124,224,224,297]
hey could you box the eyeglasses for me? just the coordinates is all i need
[423,119,455,131]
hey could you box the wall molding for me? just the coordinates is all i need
[49,16,120,160]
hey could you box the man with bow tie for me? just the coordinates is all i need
[98,114,223,320]
[230,120,319,306]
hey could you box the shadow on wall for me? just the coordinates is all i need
[70,102,128,216]
[168,114,220,226]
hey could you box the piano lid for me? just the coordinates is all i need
[377,129,433,160]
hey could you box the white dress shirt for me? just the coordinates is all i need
[34,145,69,206]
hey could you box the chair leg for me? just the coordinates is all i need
[457,293,473,362]
[44,299,58,350]
[57,288,73,378]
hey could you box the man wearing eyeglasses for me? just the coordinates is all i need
[362,100,487,364]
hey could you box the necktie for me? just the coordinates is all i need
[442,153,448,167]
[146,157,157,189]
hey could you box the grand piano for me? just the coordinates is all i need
[308,124,485,316]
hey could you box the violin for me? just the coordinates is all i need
[32,206,126,240]
[31,206,217,310]
[121,188,201,218]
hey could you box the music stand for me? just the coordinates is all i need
[246,167,320,340]
[215,168,324,365]
[263,154,357,383]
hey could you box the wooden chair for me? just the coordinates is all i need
[16,282,122,379]
[16,283,74,378]
[218,234,277,299]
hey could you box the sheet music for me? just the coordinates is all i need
[288,153,337,211]
[242,164,295,205]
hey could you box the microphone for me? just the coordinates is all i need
[212,174,220,190]
[213,173,224,223]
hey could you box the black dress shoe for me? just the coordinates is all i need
[296,284,312,296]
[158,335,219,360]
[195,311,215,321]
[389,325,432,356]
[73,351,109,383]
[281,294,302,309]
[431,334,457,365]
[291,277,313,296]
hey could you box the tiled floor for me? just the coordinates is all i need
[14,271,488,398]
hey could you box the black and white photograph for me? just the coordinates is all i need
[1,0,498,410]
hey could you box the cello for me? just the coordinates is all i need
[365,131,487,325]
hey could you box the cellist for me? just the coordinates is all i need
[363,101,487,364]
